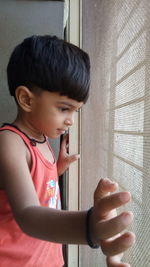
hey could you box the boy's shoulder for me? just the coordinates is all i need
[0,128,22,141]
[0,129,31,168]
[0,129,27,154]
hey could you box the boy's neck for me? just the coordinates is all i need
[13,116,44,142]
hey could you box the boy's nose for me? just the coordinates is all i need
[65,117,74,127]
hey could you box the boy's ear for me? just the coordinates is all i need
[15,86,34,112]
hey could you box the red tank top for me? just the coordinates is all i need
[0,125,64,267]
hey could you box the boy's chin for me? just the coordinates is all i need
[49,133,63,139]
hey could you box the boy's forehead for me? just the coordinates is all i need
[40,91,83,109]
[55,95,83,109]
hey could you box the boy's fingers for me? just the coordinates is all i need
[61,134,69,149]
[107,255,131,267]
[101,232,135,256]
[106,252,124,266]
[96,192,131,219]
[96,212,133,240]
[67,154,80,164]
[94,178,118,200]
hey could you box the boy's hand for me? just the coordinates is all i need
[57,134,80,176]
[91,178,135,267]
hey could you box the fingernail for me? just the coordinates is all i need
[119,192,131,202]
[124,232,136,245]
[122,212,133,225]
[110,181,118,187]
[103,178,117,185]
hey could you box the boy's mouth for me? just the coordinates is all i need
[57,129,67,134]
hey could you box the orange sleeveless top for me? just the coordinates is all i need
[0,125,64,267]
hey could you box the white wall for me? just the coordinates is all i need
[0,0,64,156]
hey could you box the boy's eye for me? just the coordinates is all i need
[58,107,81,113]
[58,107,69,112]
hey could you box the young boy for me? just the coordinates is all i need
[0,35,135,267]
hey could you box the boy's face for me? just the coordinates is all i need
[29,91,83,138]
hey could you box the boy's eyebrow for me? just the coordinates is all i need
[56,101,78,109]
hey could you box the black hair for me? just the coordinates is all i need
[7,35,90,103]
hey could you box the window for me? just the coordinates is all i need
[80,0,150,266]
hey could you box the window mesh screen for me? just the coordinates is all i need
[80,0,150,266]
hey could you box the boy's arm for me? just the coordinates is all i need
[0,131,86,243]
[0,132,135,255]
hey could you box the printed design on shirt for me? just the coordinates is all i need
[46,179,61,209]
